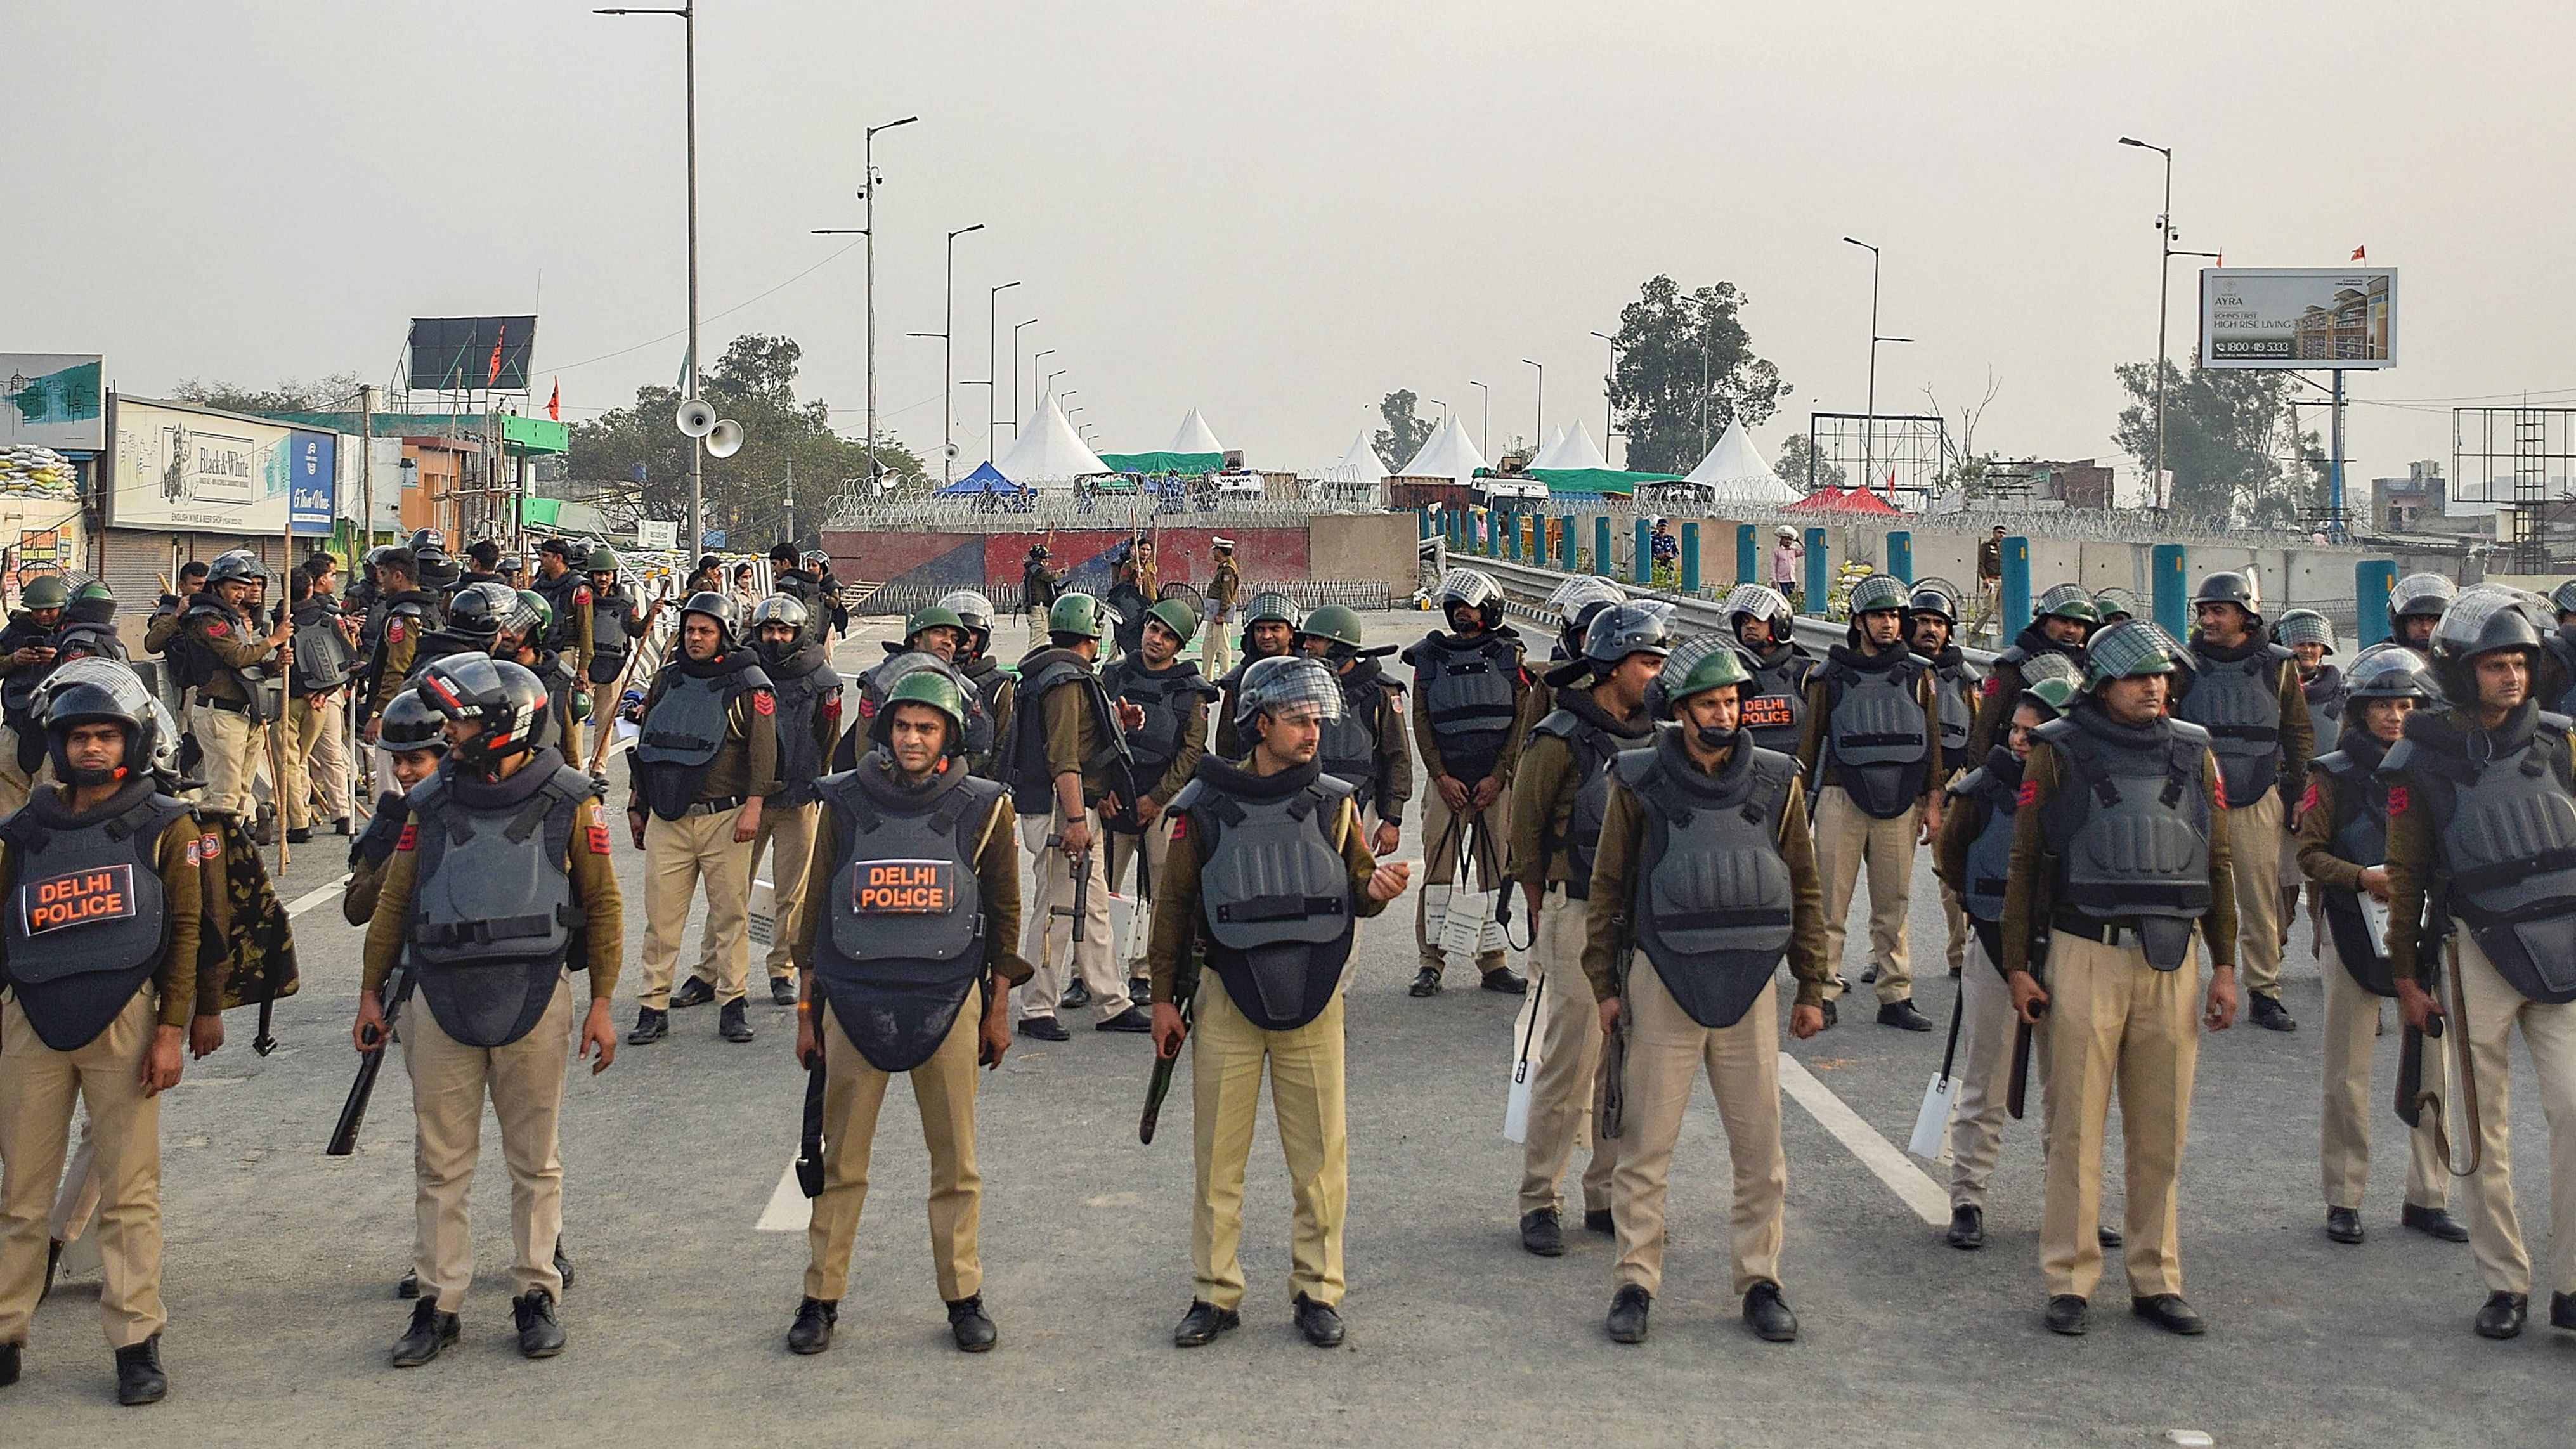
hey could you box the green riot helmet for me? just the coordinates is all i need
[2034,582,2099,626]
[2272,608,2334,654]
[1143,597,1199,647]
[2018,675,2081,722]
[20,575,70,611]
[2092,587,2140,625]
[871,667,968,755]
[1294,603,1367,654]
[1650,635,1755,720]
[1244,591,1301,629]
[904,604,967,650]
[1047,592,1110,642]
[1846,573,1911,619]
[514,588,553,632]
[585,545,622,575]
[2081,620,2185,693]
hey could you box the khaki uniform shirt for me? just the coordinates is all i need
[2000,736,2237,977]
[788,759,1029,987]
[360,787,626,998]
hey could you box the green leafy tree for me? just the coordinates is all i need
[1372,389,1436,471]
[1608,276,1792,474]
[566,334,922,550]
[2114,353,2317,529]
[1773,433,1845,492]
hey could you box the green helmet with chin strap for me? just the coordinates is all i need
[872,668,968,753]
[1144,597,1199,646]
[904,604,966,647]
[2035,583,2099,625]
[1047,592,1110,641]
[1847,573,1911,618]
[18,576,69,610]
[2019,675,2081,720]
[1651,637,1755,718]
[2081,620,2184,693]
[1295,604,1367,651]
[1243,591,1301,628]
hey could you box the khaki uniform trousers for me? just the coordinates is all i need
[188,699,261,819]
[691,798,817,987]
[2038,929,2199,1300]
[1192,984,1348,1311]
[1812,784,1922,1006]
[2225,790,2287,998]
[405,974,575,1311]
[1414,783,1506,977]
[0,724,34,816]
[49,1121,103,1245]
[1518,884,1614,1217]
[1949,936,2031,1209]
[803,997,984,1304]
[2319,937,2447,1213]
[2450,933,2576,1299]
[0,992,166,1349]
[1015,807,1127,1022]
[635,804,757,1008]
[1202,616,1234,675]
[289,689,351,831]
[1109,811,1175,980]
[1610,969,1788,1299]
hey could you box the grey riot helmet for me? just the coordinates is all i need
[443,580,523,642]
[1235,654,1345,729]
[39,662,164,788]
[1435,568,1505,632]
[1578,601,1679,675]
[2428,584,2547,708]
[1723,583,1794,646]
[2389,573,2457,623]
[2551,579,2576,621]
[2190,571,2263,627]
[206,550,272,592]
[749,594,810,663]
[2273,609,2334,654]
[2339,644,2438,705]
[935,589,998,656]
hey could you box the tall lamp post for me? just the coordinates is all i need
[1033,350,1058,406]
[2118,136,2178,510]
[1520,358,1543,457]
[1589,330,1622,464]
[1467,379,1490,458]
[1044,368,1066,405]
[1010,317,1038,436]
[983,280,1021,463]
[938,224,985,486]
[816,115,920,496]
[595,4,705,549]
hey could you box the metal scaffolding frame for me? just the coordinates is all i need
[1805,411,1953,506]
[2453,406,2576,573]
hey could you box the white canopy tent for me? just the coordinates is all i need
[1320,429,1391,484]
[1395,417,1491,483]
[1167,408,1225,455]
[995,397,1113,490]
[1681,420,1798,504]
[1529,420,1610,471]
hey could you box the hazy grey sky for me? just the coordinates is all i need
[10,1,2572,494]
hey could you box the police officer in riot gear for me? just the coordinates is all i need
[2173,571,2312,1033]
[1910,578,1984,984]
[406,578,514,685]
[1101,599,1221,1001]
[1003,593,1152,1038]
[0,575,71,813]
[1212,591,1304,760]
[344,690,446,926]
[2093,588,2140,628]
[1586,639,1828,1347]
[359,656,623,1367]
[679,595,842,1009]
[2293,644,2466,1249]
[2379,585,2576,1340]
[1933,675,2078,1251]
[1966,582,2095,762]
[1543,576,1627,663]
[2277,609,2344,734]
[488,589,581,757]
[175,551,294,822]
[582,547,653,766]
[1148,654,1409,1350]
[529,538,594,678]
[786,669,1023,1358]
[1506,600,1668,1256]
[2386,573,2456,653]
[937,589,1014,779]
[2001,620,2239,1338]
[1293,604,1410,857]
[849,606,994,777]
[1722,583,1815,757]
[0,670,205,1405]
[625,593,779,1046]
[285,566,357,840]
[1401,568,1533,997]
[1798,573,1944,1031]
[355,548,441,752]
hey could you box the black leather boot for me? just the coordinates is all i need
[513,1289,566,1358]
[669,977,715,1009]
[1519,1207,1564,1257]
[391,1299,459,1367]
[1742,1281,1798,1342]
[1293,1292,1344,1348]
[2130,1294,2206,1335]
[1946,1204,1984,1250]
[553,1240,576,1289]
[719,998,756,1042]
[787,1297,837,1355]
[1583,1207,1615,1235]
[2401,1202,2469,1242]
[0,1340,20,1388]
[1408,966,1443,997]
[769,976,798,1006]
[2044,1294,2088,1336]
[1604,1284,1651,1344]
[2326,1207,2364,1244]
[1480,966,1528,994]
[947,1294,998,1353]
[113,1335,166,1406]
[2551,1291,2576,1332]
[627,1006,668,1044]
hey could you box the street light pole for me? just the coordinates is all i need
[1044,368,1066,405]
[863,116,918,495]
[984,280,1020,464]
[595,4,704,549]
[1842,237,1880,495]
[2120,136,2176,510]
[1010,316,1038,438]
[1033,350,1057,407]
[1520,359,1543,457]
[939,224,984,487]
[1589,330,1622,465]
[1467,380,1490,458]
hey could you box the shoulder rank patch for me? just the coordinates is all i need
[387,618,405,643]
[2212,774,2228,810]
[2016,778,2038,807]
[1168,814,1188,843]
[396,822,419,852]
[2386,784,2409,815]
[1981,676,1999,697]
[587,819,612,854]
[200,831,219,861]
[752,689,774,716]
[204,620,230,639]
[2300,781,2320,817]
[574,586,591,608]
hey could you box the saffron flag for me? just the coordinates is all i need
[2351,245,2367,261]
[486,323,507,387]
[548,379,561,420]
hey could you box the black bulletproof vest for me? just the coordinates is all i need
[1820,651,1932,818]
[1177,763,1358,1032]
[1402,632,1521,780]
[1529,699,1650,900]
[635,660,768,820]
[1006,657,1121,814]
[1104,658,1215,783]
[291,601,355,694]
[1620,729,1798,1029]
[2312,748,2400,996]
[1949,751,2024,927]
[1932,657,1978,759]
[1315,670,1385,803]
[1741,644,1814,757]
[406,760,594,1048]
[764,652,842,806]
[956,656,1007,774]
[2175,644,2290,806]
[0,783,189,1052]
[533,571,586,654]
[810,762,999,1073]
[2034,710,2214,970]
[2301,665,2345,734]
[2390,709,2576,1004]
[589,586,634,664]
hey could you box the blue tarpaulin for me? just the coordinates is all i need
[936,462,1029,497]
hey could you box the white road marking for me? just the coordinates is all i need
[287,878,351,918]
[755,1160,812,1232]
[1778,1055,1949,1226]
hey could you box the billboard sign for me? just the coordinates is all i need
[2199,268,2397,369]
[108,398,297,533]
[2,354,106,451]
[408,316,539,392]
[636,519,677,549]
[289,431,336,535]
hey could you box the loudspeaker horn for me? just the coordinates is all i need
[705,418,745,459]
[675,398,718,438]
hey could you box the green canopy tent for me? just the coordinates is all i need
[1518,466,1684,498]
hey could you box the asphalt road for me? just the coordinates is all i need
[8,608,2568,1446]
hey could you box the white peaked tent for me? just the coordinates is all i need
[1530,420,1610,471]
[1321,429,1390,484]
[1683,419,1797,504]
[1396,417,1490,483]
[996,397,1112,490]
[1167,408,1225,455]
[1522,424,1567,467]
